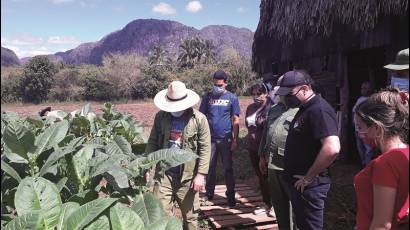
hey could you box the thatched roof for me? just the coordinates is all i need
[256,0,408,42]
[252,0,409,74]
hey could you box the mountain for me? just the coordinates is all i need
[1,47,21,66]
[52,19,254,65]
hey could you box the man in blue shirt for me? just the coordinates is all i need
[199,70,241,207]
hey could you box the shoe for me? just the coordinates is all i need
[253,207,267,215]
[267,207,276,218]
[205,192,214,200]
[227,197,236,208]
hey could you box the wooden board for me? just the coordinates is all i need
[200,184,276,229]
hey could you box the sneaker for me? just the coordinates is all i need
[253,207,267,215]
[267,207,276,218]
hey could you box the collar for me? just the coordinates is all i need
[300,94,319,110]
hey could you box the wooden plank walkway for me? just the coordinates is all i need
[199,184,278,229]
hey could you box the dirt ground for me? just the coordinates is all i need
[1,99,359,229]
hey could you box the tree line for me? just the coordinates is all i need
[1,37,257,104]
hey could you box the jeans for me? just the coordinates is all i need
[206,139,235,198]
[286,176,331,230]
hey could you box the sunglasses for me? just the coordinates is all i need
[214,83,224,87]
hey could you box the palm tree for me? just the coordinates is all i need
[148,45,170,66]
[177,39,198,68]
[177,37,216,68]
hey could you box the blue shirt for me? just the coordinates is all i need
[166,115,187,176]
[199,91,241,141]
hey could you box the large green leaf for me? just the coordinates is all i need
[69,144,95,187]
[64,198,117,230]
[131,193,165,226]
[3,146,28,163]
[1,160,22,182]
[146,216,182,230]
[110,203,144,230]
[39,146,76,176]
[14,177,62,229]
[3,122,35,160]
[89,154,129,178]
[146,148,199,170]
[34,120,69,157]
[56,202,80,230]
[83,215,110,230]
[105,136,133,156]
[4,210,43,230]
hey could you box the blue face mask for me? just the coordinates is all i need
[212,85,225,95]
[391,76,409,92]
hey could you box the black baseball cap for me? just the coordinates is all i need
[276,70,313,96]
[213,70,228,81]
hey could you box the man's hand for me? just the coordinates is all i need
[293,175,313,193]
[231,140,238,151]
[259,156,268,175]
[191,173,206,192]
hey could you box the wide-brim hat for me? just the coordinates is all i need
[154,81,200,112]
[384,48,409,70]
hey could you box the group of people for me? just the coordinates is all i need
[145,48,409,230]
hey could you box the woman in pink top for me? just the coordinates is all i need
[354,88,409,230]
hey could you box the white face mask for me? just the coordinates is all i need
[391,76,409,92]
[171,110,185,117]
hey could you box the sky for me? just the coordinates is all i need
[1,0,261,58]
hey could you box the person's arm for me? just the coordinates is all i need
[199,93,208,115]
[191,114,211,192]
[231,115,240,151]
[369,185,397,230]
[231,95,241,151]
[295,135,340,192]
[144,113,160,182]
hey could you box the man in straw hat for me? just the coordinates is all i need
[384,48,409,92]
[146,81,211,230]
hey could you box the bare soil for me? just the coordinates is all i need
[1,99,359,229]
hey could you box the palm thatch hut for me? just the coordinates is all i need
[252,0,409,158]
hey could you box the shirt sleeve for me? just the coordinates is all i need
[199,93,208,115]
[372,153,400,188]
[310,108,339,140]
[231,94,241,116]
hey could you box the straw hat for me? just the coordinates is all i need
[384,48,409,71]
[154,81,200,112]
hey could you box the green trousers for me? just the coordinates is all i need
[268,168,295,230]
[154,174,199,230]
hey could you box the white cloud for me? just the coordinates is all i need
[237,7,245,13]
[152,2,176,15]
[48,0,74,4]
[1,34,83,58]
[186,1,202,13]
[47,36,82,45]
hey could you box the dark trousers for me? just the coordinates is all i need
[286,176,331,230]
[248,150,271,207]
[268,169,295,230]
[206,139,235,197]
